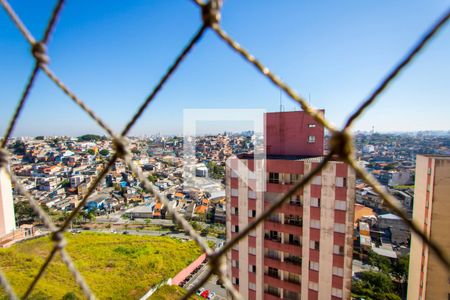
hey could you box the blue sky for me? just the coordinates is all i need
[1,0,449,136]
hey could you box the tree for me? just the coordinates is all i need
[87,149,96,155]
[78,134,103,142]
[147,175,158,183]
[35,136,45,140]
[368,250,392,273]
[392,254,409,298]
[14,201,38,225]
[62,292,79,300]
[11,140,26,155]
[99,149,110,156]
[61,179,70,188]
[352,271,398,300]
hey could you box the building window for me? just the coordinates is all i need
[269,172,279,184]
[249,229,256,237]
[331,288,343,298]
[332,266,344,277]
[268,267,279,278]
[312,176,321,185]
[286,215,302,227]
[336,177,347,187]
[310,197,320,207]
[267,249,280,260]
[284,290,300,300]
[308,135,316,143]
[308,281,319,291]
[309,240,320,250]
[334,223,346,233]
[333,245,345,255]
[248,190,256,199]
[232,225,239,233]
[267,286,280,297]
[335,200,346,210]
[232,277,239,285]
[290,173,303,183]
[290,195,302,206]
[310,219,320,229]
[231,188,238,197]
[249,282,256,291]
[248,209,256,218]
[231,170,238,178]
[249,265,256,273]
[231,207,238,215]
[309,261,319,271]
[308,124,316,128]
[232,260,239,268]
[249,247,256,255]
[288,234,301,246]
[287,273,301,284]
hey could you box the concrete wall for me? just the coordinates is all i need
[265,111,324,156]
[425,157,450,299]
[408,155,450,300]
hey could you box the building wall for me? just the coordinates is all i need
[425,157,450,299]
[265,111,324,156]
[408,155,450,300]
[227,158,355,300]
[0,166,16,237]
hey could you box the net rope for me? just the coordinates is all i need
[0,0,449,299]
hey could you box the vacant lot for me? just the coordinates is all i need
[0,232,202,299]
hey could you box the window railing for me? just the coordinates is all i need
[264,234,281,243]
[285,255,302,266]
[285,219,302,227]
[287,239,301,246]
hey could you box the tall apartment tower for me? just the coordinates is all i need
[407,155,450,300]
[0,165,16,237]
[226,111,355,300]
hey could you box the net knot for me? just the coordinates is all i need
[32,42,49,65]
[113,137,129,159]
[329,130,353,159]
[208,252,226,275]
[202,0,222,27]
[51,231,67,249]
[0,149,9,169]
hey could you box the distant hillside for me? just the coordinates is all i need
[0,233,202,299]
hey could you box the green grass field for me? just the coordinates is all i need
[0,232,202,299]
[149,285,202,300]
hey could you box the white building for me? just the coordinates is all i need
[0,165,16,238]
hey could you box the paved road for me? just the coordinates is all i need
[183,263,227,300]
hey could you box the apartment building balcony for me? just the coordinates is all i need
[264,238,285,252]
[264,256,302,274]
[264,292,281,300]
[263,200,303,216]
[283,240,302,254]
[264,220,284,232]
[267,182,293,193]
[264,274,302,293]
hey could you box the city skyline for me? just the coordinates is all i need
[1,1,450,137]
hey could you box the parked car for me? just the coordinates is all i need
[196,288,205,296]
[200,290,209,298]
[207,291,216,299]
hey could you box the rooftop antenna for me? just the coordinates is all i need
[279,88,283,112]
